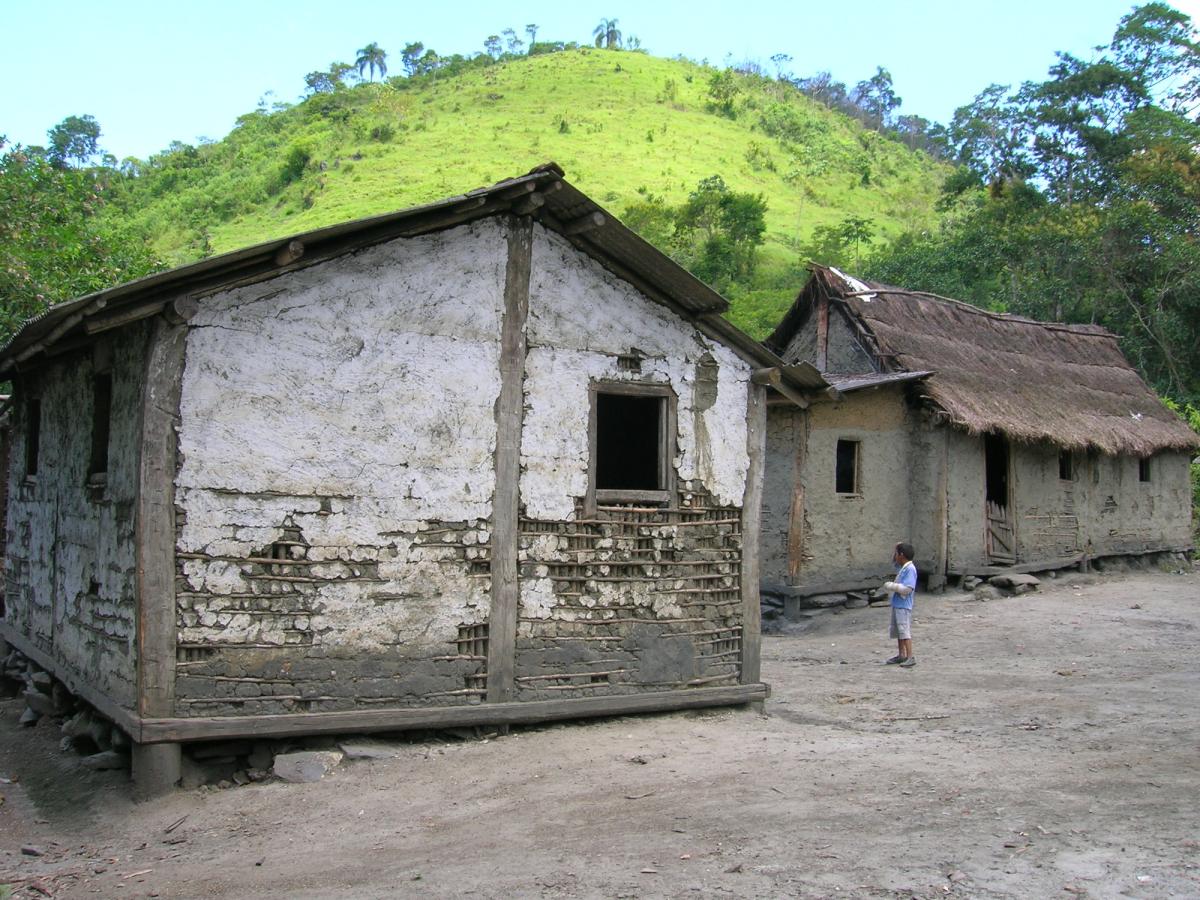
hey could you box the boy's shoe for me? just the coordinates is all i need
[899,657,916,668]
[885,655,904,664]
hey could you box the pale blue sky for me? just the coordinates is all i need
[3,0,1195,161]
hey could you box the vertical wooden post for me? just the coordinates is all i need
[134,316,188,795]
[815,295,829,372]
[487,215,532,704]
[740,381,767,687]
[786,409,807,583]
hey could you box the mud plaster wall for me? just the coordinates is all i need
[3,323,150,709]
[778,308,875,375]
[1013,445,1194,561]
[172,222,506,716]
[761,407,801,583]
[766,387,915,587]
[825,310,876,374]
[512,226,752,697]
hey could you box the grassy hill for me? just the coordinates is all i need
[106,48,949,336]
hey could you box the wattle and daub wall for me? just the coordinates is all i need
[4,322,152,707]
[168,218,754,716]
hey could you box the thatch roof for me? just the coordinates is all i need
[766,266,1200,456]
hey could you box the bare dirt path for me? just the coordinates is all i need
[2,568,1198,899]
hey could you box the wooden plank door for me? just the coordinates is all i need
[985,500,1015,565]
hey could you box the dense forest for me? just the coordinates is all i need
[2,6,1198,453]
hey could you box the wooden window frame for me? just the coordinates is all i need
[586,381,677,515]
[835,438,861,496]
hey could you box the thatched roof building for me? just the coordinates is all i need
[766,265,1199,457]
[759,265,1196,598]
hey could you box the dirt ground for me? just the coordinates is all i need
[1,567,1198,899]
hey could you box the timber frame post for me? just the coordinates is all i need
[487,215,533,704]
[133,316,188,797]
[739,381,767,689]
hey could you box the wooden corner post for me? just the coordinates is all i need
[740,380,767,688]
[488,215,533,704]
[134,316,188,796]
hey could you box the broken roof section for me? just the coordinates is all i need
[767,265,1200,456]
[0,163,814,397]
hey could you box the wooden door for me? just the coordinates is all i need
[985,500,1016,565]
[984,434,1016,566]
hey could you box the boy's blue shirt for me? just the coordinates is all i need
[891,560,917,610]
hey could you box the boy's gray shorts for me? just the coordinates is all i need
[889,607,912,640]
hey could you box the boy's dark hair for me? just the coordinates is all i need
[896,542,915,561]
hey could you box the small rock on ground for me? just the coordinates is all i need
[273,750,344,783]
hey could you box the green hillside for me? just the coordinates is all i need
[106,48,949,336]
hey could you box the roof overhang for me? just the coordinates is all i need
[0,163,804,383]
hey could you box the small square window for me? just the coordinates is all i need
[1138,457,1152,482]
[589,383,675,508]
[835,439,860,495]
[1058,449,1074,481]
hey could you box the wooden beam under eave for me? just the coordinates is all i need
[562,211,606,235]
[487,215,532,704]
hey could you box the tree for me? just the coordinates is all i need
[593,18,622,50]
[525,24,539,53]
[675,176,768,285]
[706,69,741,118]
[945,84,1033,184]
[502,29,524,55]
[0,137,160,339]
[770,53,793,80]
[851,66,901,130]
[869,4,1200,406]
[483,35,502,59]
[355,42,388,81]
[795,71,849,110]
[46,114,101,168]
[401,42,425,77]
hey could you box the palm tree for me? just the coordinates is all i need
[592,18,622,50]
[355,42,388,81]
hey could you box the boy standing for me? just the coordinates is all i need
[884,542,918,668]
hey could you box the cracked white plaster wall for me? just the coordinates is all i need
[520,226,751,519]
[177,220,507,546]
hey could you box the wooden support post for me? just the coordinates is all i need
[131,742,181,799]
[487,215,532,704]
[740,381,767,686]
[787,409,807,582]
[135,316,188,790]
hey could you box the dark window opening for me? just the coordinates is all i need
[89,372,112,477]
[1139,457,1152,482]
[25,398,41,477]
[835,439,860,494]
[1058,449,1074,481]
[596,392,664,491]
[985,433,1009,507]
